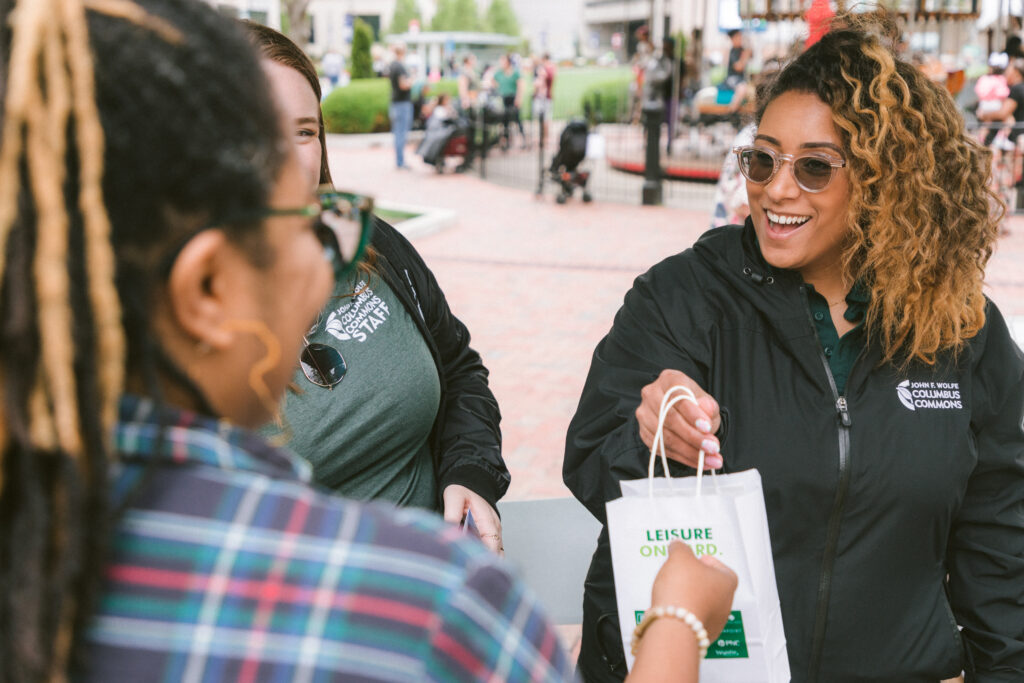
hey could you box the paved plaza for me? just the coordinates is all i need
[328,135,1024,503]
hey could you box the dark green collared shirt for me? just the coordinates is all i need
[806,282,869,396]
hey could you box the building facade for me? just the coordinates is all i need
[206,0,583,64]
[308,0,582,60]
[582,0,724,62]
[307,0,434,55]
[504,0,585,60]
[206,0,282,28]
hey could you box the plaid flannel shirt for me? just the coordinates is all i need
[78,396,573,682]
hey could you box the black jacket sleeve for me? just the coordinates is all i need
[373,220,509,509]
[563,257,712,524]
[950,304,1024,682]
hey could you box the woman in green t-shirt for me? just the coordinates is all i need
[495,53,527,150]
[248,24,509,553]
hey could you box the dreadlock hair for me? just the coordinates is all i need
[755,13,1001,367]
[0,0,286,680]
[242,21,380,280]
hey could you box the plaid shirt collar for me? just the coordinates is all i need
[114,394,312,483]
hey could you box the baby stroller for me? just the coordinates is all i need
[418,116,472,173]
[550,118,592,204]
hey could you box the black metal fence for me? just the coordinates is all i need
[468,94,729,215]
[463,102,1023,221]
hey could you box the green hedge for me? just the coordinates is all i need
[322,78,460,134]
[322,78,391,134]
[422,79,459,99]
[579,76,632,124]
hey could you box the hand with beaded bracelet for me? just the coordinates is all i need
[627,541,738,683]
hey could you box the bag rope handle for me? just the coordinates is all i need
[647,384,715,498]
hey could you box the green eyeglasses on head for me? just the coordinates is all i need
[266,187,374,280]
[160,188,374,280]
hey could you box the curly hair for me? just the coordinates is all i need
[756,14,1001,367]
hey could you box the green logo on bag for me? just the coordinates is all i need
[705,611,749,659]
[635,610,645,625]
[639,527,719,558]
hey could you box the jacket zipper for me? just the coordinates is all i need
[801,285,854,683]
[402,268,426,322]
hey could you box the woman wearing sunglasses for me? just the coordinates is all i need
[564,14,1023,683]
[247,24,509,554]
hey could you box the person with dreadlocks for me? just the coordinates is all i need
[564,13,1024,683]
[0,0,580,679]
[245,22,509,554]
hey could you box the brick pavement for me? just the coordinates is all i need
[327,137,1024,503]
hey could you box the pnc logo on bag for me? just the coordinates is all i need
[896,379,963,411]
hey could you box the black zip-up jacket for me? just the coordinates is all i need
[371,217,509,509]
[564,222,1024,682]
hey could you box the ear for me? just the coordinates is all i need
[164,230,250,351]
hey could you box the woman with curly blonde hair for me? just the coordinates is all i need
[564,15,1024,683]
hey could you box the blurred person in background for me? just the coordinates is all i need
[388,42,414,169]
[657,36,685,155]
[977,57,1024,148]
[629,25,654,125]
[458,52,481,111]
[457,53,482,170]
[321,49,343,93]
[722,28,751,113]
[495,53,527,150]
[533,53,556,144]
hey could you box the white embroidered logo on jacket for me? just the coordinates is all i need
[896,379,963,411]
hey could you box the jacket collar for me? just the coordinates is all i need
[691,220,857,387]
[693,220,809,330]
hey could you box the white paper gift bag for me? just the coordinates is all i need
[606,386,790,682]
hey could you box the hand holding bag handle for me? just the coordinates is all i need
[649,385,718,498]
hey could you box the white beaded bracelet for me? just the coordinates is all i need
[631,605,711,658]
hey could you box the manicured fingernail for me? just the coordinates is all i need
[696,418,712,433]
[701,438,720,455]
[706,455,723,469]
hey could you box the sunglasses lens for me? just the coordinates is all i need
[794,157,834,191]
[300,343,347,387]
[741,149,776,183]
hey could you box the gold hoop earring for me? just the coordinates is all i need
[218,318,283,422]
